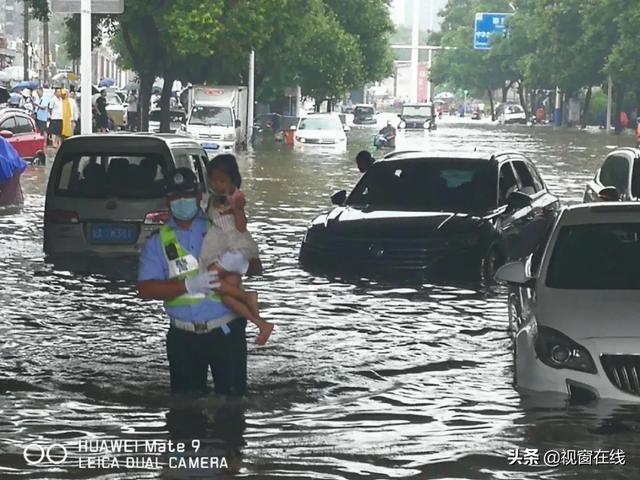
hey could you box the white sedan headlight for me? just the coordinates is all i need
[296,136,306,143]
[223,133,235,141]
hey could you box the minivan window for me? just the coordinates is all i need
[546,223,640,289]
[55,153,168,198]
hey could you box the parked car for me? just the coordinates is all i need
[583,147,640,202]
[291,114,348,151]
[0,108,46,163]
[299,150,560,280]
[397,102,436,130]
[352,104,377,125]
[148,108,186,134]
[496,203,640,402]
[44,134,210,255]
[496,103,527,125]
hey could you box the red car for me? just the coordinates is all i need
[0,108,46,164]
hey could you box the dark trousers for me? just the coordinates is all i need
[127,111,138,131]
[166,318,247,396]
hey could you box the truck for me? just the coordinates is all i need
[180,85,249,155]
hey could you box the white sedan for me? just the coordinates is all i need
[291,114,348,152]
[496,202,640,402]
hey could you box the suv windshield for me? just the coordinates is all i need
[402,106,431,116]
[188,106,233,127]
[547,223,640,289]
[347,160,496,212]
[55,153,169,198]
[299,117,343,131]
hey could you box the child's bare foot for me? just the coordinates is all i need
[255,321,274,345]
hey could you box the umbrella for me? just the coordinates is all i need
[434,91,455,100]
[0,87,9,104]
[51,71,79,82]
[11,81,38,92]
[99,78,116,88]
[78,84,100,95]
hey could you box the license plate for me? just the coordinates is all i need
[88,223,137,244]
[202,143,219,150]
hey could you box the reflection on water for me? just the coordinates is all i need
[1,119,639,479]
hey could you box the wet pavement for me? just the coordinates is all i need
[1,116,640,479]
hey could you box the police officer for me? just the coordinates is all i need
[137,168,248,396]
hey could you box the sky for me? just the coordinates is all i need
[390,0,449,31]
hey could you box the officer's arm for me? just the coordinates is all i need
[137,279,187,300]
[137,233,186,300]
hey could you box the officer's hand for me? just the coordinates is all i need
[185,271,220,295]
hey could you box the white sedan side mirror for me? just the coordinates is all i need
[495,261,529,284]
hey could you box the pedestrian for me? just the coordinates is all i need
[137,168,255,395]
[69,90,80,135]
[48,87,63,149]
[126,90,138,131]
[200,154,272,345]
[355,150,375,173]
[60,89,76,140]
[95,89,109,132]
[34,87,49,137]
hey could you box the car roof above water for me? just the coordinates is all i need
[560,202,640,225]
[379,150,499,164]
[56,133,202,155]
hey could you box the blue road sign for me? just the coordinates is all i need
[474,12,512,50]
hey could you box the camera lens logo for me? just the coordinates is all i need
[23,443,68,466]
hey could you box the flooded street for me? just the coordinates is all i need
[2,118,640,479]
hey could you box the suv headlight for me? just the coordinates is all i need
[399,121,406,129]
[223,133,235,141]
[296,136,306,143]
[534,326,596,374]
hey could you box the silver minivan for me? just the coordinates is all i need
[44,134,210,255]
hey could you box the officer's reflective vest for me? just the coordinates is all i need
[159,222,221,308]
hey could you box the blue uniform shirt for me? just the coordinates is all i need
[36,95,50,122]
[138,215,232,323]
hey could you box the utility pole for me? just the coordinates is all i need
[606,74,612,132]
[43,18,50,86]
[23,0,29,81]
[409,0,419,103]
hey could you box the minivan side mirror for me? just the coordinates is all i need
[598,186,619,202]
[331,190,347,205]
[343,124,350,132]
[0,130,13,139]
[506,191,532,211]
[495,261,530,285]
[235,119,241,128]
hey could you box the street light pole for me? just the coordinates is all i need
[409,0,419,103]
[248,50,255,147]
[80,0,92,135]
[606,74,612,132]
[23,0,29,81]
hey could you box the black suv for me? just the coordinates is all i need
[300,150,560,280]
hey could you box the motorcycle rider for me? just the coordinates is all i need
[377,121,397,148]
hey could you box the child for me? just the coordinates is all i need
[199,154,274,345]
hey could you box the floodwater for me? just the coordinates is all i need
[1,116,640,480]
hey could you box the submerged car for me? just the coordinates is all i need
[291,114,348,151]
[496,203,640,402]
[496,103,526,125]
[148,108,186,134]
[398,102,436,130]
[583,147,640,202]
[0,108,46,163]
[44,134,210,255]
[352,104,377,125]
[300,150,560,280]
